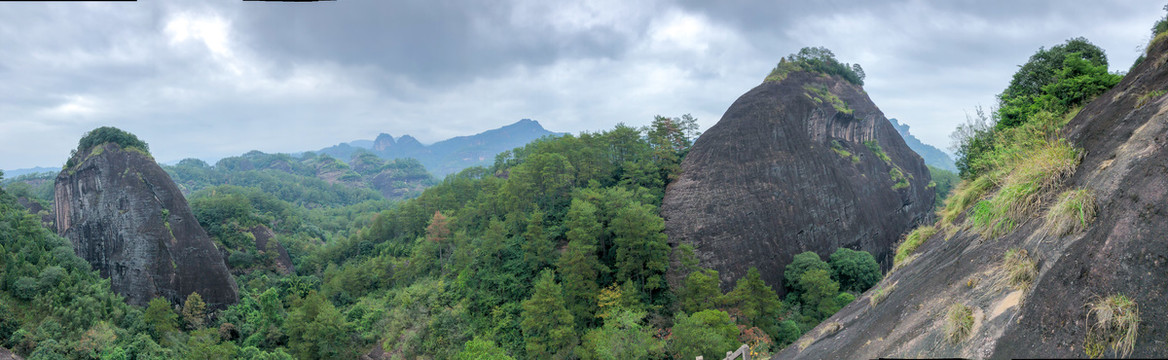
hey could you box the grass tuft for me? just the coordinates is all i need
[804,84,853,114]
[1136,89,1168,108]
[945,303,975,343]
[1043,189,1097,236]
[819,321,842,336]
[939,175,995,225]
[1002,249,1038,291]
[1085,295,1140,358]
[830,140,860,163]
[966,141,1080,239]
[869,283,895,307]
[894,225,936,266]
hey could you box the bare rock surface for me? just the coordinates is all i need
[54,143,238,309]
[776,37,1168,360]
[662,71,934,295]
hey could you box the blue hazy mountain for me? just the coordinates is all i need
[317,119,562,177]
[888,118,956,172]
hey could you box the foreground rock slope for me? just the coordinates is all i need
[55,142,239,309]
[662,69,934,295]
[776,37,1168,360]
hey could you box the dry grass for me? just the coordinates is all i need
[1085,295,1140,358]
[894,225,937,266]
[869,283,896,307]
[1002,249,1038,291]
[945,303,975,344]
[1043,188,1097,237]
[819,321,842,336]
[967,141,1080,239]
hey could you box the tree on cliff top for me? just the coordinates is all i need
[766,46,865,86]
[74,126,151,157]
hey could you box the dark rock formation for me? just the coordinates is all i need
[775,36,1168,360]
[662,71,934,295]
[54,143,239,309]
[248,225,294,275]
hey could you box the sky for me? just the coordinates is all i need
[1,0,1163,170]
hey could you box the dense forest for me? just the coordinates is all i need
[1,108,884,359]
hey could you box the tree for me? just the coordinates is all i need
[783,251,831,294]
[646,114,700,181]
[183,292,208,330]
[522,207,555,272]
[576,310,664,360]
[144,297,179,340]
[670,310,739,360]
[285,291,356,360]
[455,337,515,360]
[557,200,607,327]
[679,269,723,314]
[725,267,783,337]
[521,270,577,359]
[798,269,842,320]
[610,203,670,300]
[828,248,881,293]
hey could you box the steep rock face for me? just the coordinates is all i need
[662,71,933,295]
[248,225,294,275]
[776,39,1168,360]
[54,143,239,309]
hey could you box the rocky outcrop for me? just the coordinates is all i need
[661,71,934,295]
[248,225,294,275]
[775,35,1168,360]
[55,143,238,309]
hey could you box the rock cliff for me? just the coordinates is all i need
[775,34,1168,360]
[661,70,934,295]
[55,142,238,309]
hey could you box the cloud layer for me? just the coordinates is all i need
[1,0,1162,169]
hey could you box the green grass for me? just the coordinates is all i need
[1136,89,1168,108]
[1043,188,1097,236]
[894,225,936,265]
[939,175,995,225]
[890,168,910,190]
[863,140,892,164]
[1085,295,1140,358]
[830,140,860,163]
[967,141,1080,239]
[869,283,895,307]
[804,84,853,114]
[1002,248,1037,291]
[945,303,975,343]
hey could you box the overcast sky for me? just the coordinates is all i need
[1,0,1163,170]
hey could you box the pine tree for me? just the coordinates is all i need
[522,207,554,273]
[725,267,783,337]
[520,270,576,359]
[679,269,723,314]
[182,292,207,330]
[556,200,606,327]
[610,203,669,299]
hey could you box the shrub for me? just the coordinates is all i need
[1002,249,1037,291]
[1085,295,1139,358]
[803,84,852,114]
[67,126,151,168]
[894,225,936,266]
[945,303,974,343]
[830,140,860,164]
[784,252,831,293]
[863,140,892,164]
[828,248,881,293]
[1043,189,1096,236]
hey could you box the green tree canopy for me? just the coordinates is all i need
[828,248,881,293]
[521,270,577,359]
[669,310,739,360]
[783,251,831,294]
[75,126,150,156]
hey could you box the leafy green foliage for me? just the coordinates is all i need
[669,310,739,360]
[828,248,880,293]
[576,310,664,360]
[678,269,722,314]
[804,84,852,114]
[766,47,865,85]
[521,270,577,359]
[783,252,832,293]
[725,267,784,338]
[69,126,151,168]
[927,165,960,208]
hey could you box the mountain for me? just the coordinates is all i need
[317,119,562,177]
[776,32,1168,360]
[661,68,934,297]
[2,166,57,178]
[54,139,238,309]
[889,118,956,171]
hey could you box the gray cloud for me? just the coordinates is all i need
[0,0,1164,170]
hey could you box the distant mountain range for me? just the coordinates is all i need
[316,118,563,176]
[888,118,955,172]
